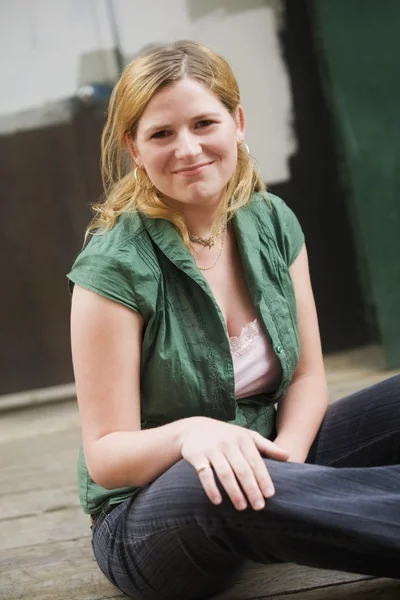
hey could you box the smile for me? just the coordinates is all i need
[174,162,213,176]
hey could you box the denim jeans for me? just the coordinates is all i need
[91,374,400,600]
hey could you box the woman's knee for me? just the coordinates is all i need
[133,459,215,521]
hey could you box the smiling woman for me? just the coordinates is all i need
[90,40,263,248]
[67,40,400,600]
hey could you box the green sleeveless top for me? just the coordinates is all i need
[67,192,304,515]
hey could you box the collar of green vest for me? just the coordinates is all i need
[138,193,266,304]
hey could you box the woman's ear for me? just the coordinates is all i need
[235,105,246,144]
[125,133,141,166]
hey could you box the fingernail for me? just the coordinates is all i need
[254,499,265,510]
[264,486,275,497]
[238,501,247,510]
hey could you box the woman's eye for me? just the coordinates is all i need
[195,120,215,129]
[152,130,169,139]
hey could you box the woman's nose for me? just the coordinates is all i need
[174,132,201,160]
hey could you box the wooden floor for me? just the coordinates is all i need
[1,345,399,600]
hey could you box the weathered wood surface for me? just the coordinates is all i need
[214,569,399,600]
[2,540,396,600]
[1,347,399,599]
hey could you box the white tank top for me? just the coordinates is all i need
[229,319,282,399]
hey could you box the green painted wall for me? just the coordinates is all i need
[311,0,400,367]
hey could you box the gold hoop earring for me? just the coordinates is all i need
[134,166,153,190]
[238,142,251,162]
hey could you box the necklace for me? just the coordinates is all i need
[196,226,227,271]
[188,220,226,247]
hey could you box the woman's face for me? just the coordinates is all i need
[130,78,245,210]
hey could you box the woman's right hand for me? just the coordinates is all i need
[178,417,289,511]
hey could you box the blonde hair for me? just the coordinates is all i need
[88,40,265,245]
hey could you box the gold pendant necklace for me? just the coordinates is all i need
[189,233,216,247]
[197,226,227,271]
[188,220,226,248]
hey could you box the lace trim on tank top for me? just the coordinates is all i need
[229,319,262,357]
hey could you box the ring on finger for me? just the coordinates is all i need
[195,463,211,474]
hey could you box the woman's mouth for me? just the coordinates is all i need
[174,162,213,176]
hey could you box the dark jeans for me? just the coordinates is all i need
[91,375,400,600]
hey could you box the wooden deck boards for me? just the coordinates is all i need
[1,345,399,599]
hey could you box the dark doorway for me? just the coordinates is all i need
[0,108,105,395]
[268,0,372,353]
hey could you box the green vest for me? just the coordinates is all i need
[67,192,304,515]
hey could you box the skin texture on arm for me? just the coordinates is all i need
[274,245,329,463]
[70,284,187,489]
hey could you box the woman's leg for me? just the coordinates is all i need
[92,457,400,600]
[91,467,247,600]
[91,376,400,600]
[307,374,400,467]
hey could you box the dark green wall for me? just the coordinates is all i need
[311,0,400,367]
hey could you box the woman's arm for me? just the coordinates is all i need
[71,285,187,489]
[274,245,329,463]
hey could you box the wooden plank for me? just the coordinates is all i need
[0,567,122,600]
[1,536,91,570]
[0,506,89,551]
[276,579,400,600]
[0,403,80,447]
[0,538,123,600]
[0,428,80,466]
[0,426,80,496]
[3,536,397,600]
[0,383,76,413]
[0,486,79,521]
[1,464,77,497]
[1,450,77,496]
[212,564,371,600]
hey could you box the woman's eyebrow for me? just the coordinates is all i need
[191,112,222,120]
[143,123,172,136]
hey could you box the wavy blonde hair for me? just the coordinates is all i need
[88,40,265,246]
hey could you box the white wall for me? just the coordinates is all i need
[0,0,295,183]
[0,0,114,112]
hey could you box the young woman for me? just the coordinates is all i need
[68,40,400,600]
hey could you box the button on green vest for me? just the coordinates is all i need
[68,192,304,515]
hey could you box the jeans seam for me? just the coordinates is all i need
[322,428,400,466]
